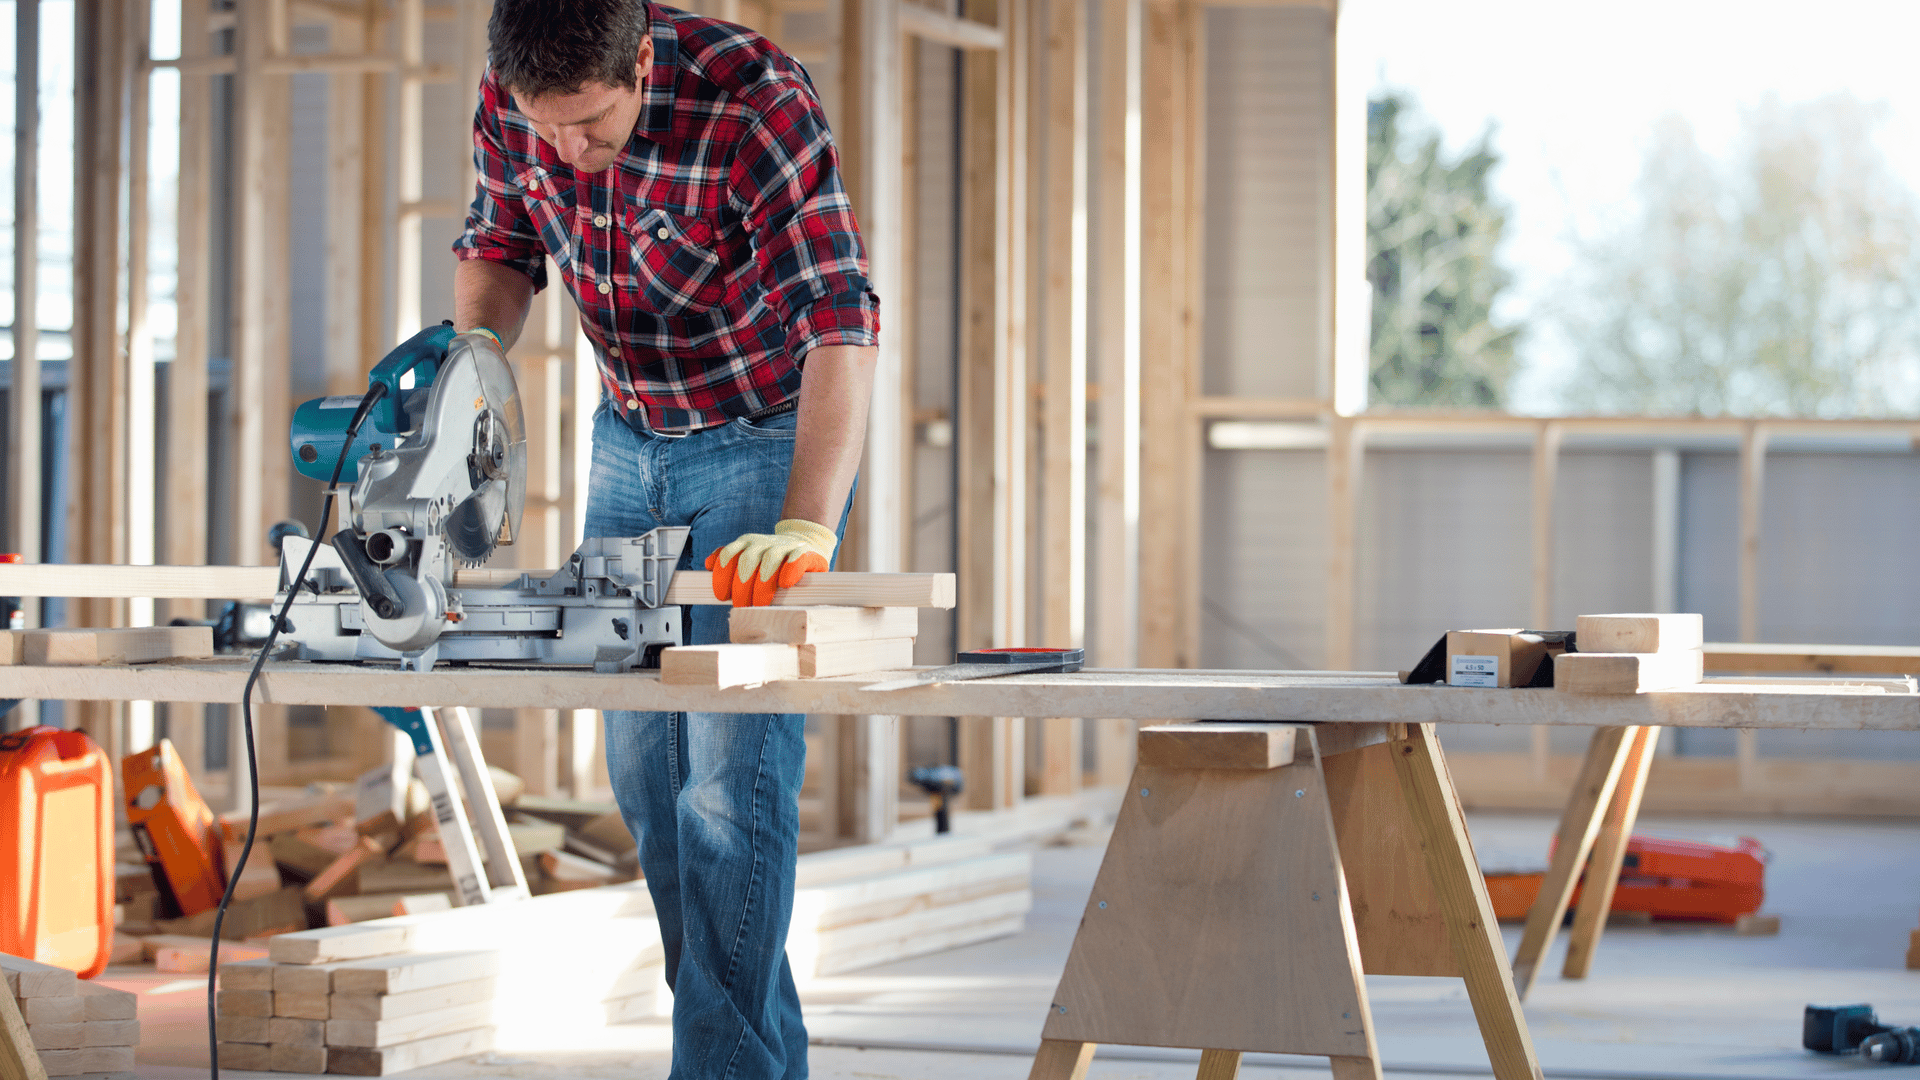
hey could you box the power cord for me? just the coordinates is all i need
[206,381,387,1080]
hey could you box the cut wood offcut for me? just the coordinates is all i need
[798,637,916,679]
[1556,649,1704,694]
[729,605,920,644]
[1575,614,1703,655]
[660,644,799,688]
[20,625,213,666]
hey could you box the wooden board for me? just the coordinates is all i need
[20,626,212,665]
[325,999,492,1049]
[268,924,413,965]
[34,1045,132,1076]
[215,990,273,1018]
[215,1014,269,1043]
[1135,723,1295,770]
[271,990,330,1021]
[267,1041,327,1073]
[327,978,496,1022]
[73,984,135,1023]
[660,644,799,689]
[1320,742,1457,978]
[0,957,77,1000]
[1040,739,1375,1058]
[3,984,53,1080]
[78,1019,137,1049]
[1704,642,1920,675]
[322,1024,493,1076]
[797,637,915,678]
[216,958,277,991]
[216,1042,271,1071]
[1555,650,1703,694]
[266,1016,325,1045]
[330,951,499,997]
[1575,614,1702,654]
[17,1000,81,1027]
[729,606,920,644]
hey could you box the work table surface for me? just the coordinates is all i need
[2,659,1916,730]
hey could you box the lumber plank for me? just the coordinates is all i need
[78,1018,137,1048]
[215,1015,268,1043]
[272,991,329,1020]
[1136,723,1296,770]
[305,836,384,900]
[268,923,413,965]
[330,952,499,997]
[35,1045,132,1077]
[215,990,273,1019]
[266,1016,325,1046]
[1703,641,1920,675]
[323,1024,493,1076]
[216,1042,270,1071]
[156,939,269,973]
[20,626,212,666]
[71,985,133,1025]
[26,1022,81,1051]
[0,957,75,1000]
[797,637,915,678]
[154,885,305,941]
[1384,724,1542,1080]
[221,792,356,839]
[327,978,495,1022]
[730,606,920,644]
[215,958,277,992]
[1575,614,1702,654]
[267,1042,326,1073]
[660,644,799,689]
[325,1000,492,1049]
[816,911,1028,978]
[1555,649,1703,694]
[18,1001,81,1027]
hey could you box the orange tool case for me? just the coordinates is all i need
[123,739,228,918]
[0,726,114,977]
[1488,834,1767,923]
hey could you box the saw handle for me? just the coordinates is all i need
[367,321,456,433]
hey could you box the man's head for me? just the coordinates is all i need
[489,0,655,173]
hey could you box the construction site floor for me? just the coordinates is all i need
[111,811,1920,1080]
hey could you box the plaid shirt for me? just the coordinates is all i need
[454,3,881,431]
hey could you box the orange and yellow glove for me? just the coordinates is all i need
[705,519,837,607]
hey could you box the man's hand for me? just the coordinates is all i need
[706,519,837,607]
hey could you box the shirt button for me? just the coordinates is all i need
[625,398,640,410]
[597,280,611,294]
[593,214,608,228]
[655,226,670,240]
[608,347,622,357]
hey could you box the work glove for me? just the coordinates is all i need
[705,519,837,607]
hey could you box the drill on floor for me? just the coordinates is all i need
[1806,1004,1920,1063]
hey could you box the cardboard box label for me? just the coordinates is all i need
[1450,654,1500,687]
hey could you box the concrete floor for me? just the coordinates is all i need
[111,811,1920,1079]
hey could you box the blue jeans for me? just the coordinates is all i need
[585,401,838,1080]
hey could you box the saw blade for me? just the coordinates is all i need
[442,483,508,566]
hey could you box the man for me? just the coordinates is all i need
[440,0,880,1074]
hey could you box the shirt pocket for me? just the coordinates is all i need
[626,206,728,315]
[515,165,578,272]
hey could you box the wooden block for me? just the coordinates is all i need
[223,793,357,842]
[272,992,330,1021]
[304,836,384,900]
[159,940,268,973]
[217,957,279,992]
[0,954,79,998]
[1735,913,1780,936]
[273,960,348,997]
[28,1022,84,1050]
[656,570,955,609]
[79,1019,138,1048]
[322,1025,493,1076]
[355,859,454,896]
[660,644,799,689]
[729,606,920,645]
[538,850,618,884]
[216,1042,271,1071]
[328,978,496,1022]
[1137,724,1297,770]
[0,630,21,665]
[215,1014,270,1043]
[215,990,274,1018]
[325,999,493,1049]
[267,1041,327,1074]
[20,625,212,665]
[157,885,307,940]
[268,923,413,965]
[797,637,916,679]
[21,998,84,1026]
[1555,649,1704,694]
[267,1016,326,1045]
[1575,613,1704,654]
[331,952,499,997]
[36,1046,133,1077]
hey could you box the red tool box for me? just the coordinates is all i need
[1486,834,1767,923]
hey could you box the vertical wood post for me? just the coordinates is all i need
[1735,422,1768,789]
[1324,416,1362,670]
[1527,421,1560,779]
[10,0,40,626]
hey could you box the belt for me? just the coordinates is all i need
[618,396,797,439]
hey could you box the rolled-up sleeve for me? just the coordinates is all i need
[453,74,549,292]
[729,87,881,361]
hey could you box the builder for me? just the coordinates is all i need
[416,0,879,1073]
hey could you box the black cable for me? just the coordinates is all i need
[207,382,387,1080]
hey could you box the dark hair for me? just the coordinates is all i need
[489,0,652,99]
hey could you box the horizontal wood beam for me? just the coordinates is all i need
[149,56,456,80]
[900,6,1006,49]
[1705,642,1920,676]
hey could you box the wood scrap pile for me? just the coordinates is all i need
[662,605,923,688]
[213,833,1029,1073]
[1,953,139,1079]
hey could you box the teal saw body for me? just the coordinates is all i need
[289,322,456,485]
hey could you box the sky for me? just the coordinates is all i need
[1342,0,1920,413]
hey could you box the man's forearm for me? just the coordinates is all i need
[455,259,537,350]
[783,344,879,529]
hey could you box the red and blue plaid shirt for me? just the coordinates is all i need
[454,3,881,431]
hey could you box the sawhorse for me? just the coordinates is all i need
[1027,722,1542,1080]
[372,705,528,906]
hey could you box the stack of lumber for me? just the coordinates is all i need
[215,834,1029,1072]
[1,954,139,1079]
[1557,613,1705,694]
[663,604,923,688]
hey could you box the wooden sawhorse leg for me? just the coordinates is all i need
[1026,722,1542,1080]
[1562,726,1660,979]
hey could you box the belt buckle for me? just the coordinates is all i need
[625,403,697,439]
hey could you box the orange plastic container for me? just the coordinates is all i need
[0,726,114,977]
[123,739,227,918]
[1487,834,1767,924]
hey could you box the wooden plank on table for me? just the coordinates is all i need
[660,644,799,688]
[729,606,920,644]
[1704,642,1920,675]
[328,978,496,1022]
[798,637,915,678]
[0,563,279,599]
[1383,724,1542,1080]
[20,626,212,666]
[323,1024,493,1076]
[325,999,492,1049]
[1555,650,1703,694]
[1575,614,1702,654]
[330,952,499,997]
[1136,723,1296,770]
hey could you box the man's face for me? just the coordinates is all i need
[513,36,655,174]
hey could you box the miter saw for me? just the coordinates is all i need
[273,324,689,673]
